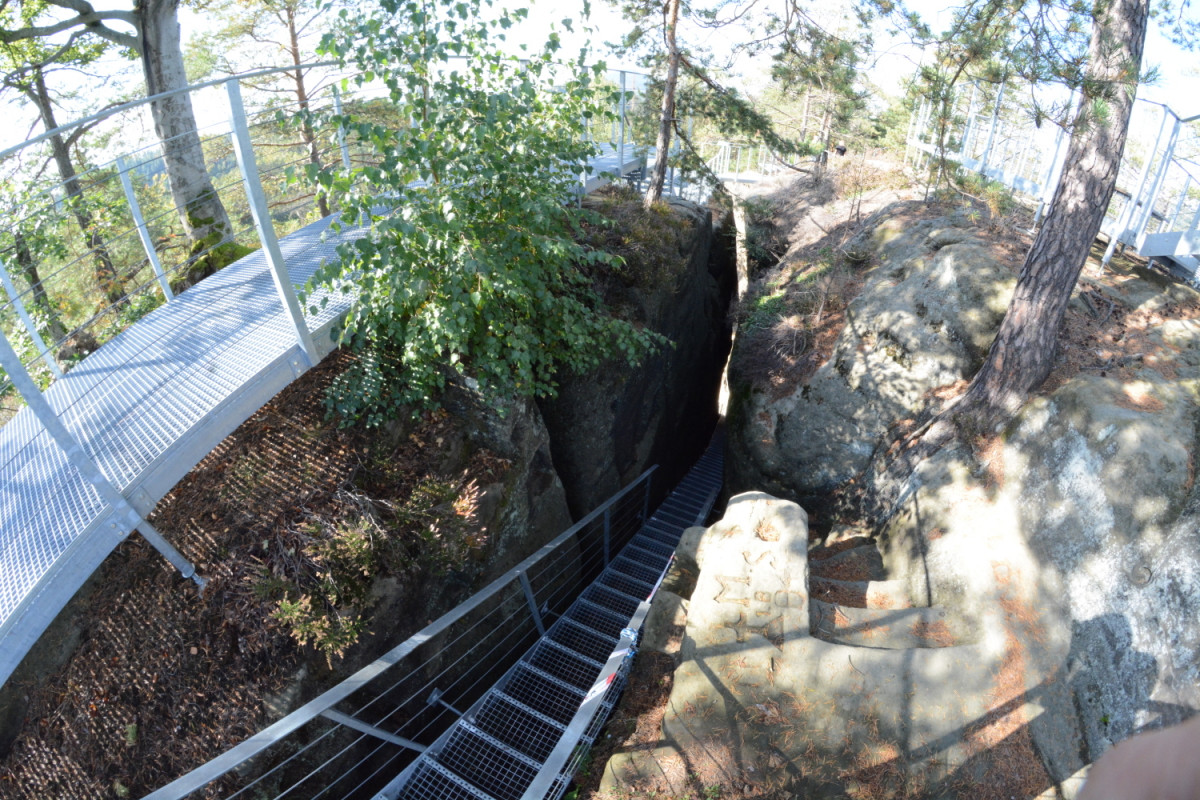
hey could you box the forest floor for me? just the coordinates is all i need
[0,351,504,799]
[570,162,1200,800]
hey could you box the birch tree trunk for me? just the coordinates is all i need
[138,0,242,284]
[643,0,680,209]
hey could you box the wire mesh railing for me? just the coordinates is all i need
[0,57,666,697]
[905,80,1200,274]
[140,466,660,800]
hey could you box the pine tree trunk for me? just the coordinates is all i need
[138,0,239,283]
[29,71,122,306]
[866,0,1151,521]
[643,0,681,209]
[957,0,1148,419]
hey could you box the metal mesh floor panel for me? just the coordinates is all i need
[582,584,642,617]
[398,760,490,800]
[548,620,617,664]
[610,555,665,586]
[567,601,628,639]
[471,695,564,762]
[625,537,676,560]
[501,667,585,726]
[438,728,539,800]
[596,572,653,603]
[526,641,602,692]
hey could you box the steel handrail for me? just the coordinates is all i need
[141,465,656,800]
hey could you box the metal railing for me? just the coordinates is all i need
[140,466,659,800]
[905,82,1200,274]
[0,58,661,692]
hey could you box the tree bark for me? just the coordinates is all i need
[956,0,1148,419]
[866,0,1150,519]
[138,0,239,282]
[643,0,680,209]
[28,70,123,306]
[13,231,68,345]
[287,4,329,217]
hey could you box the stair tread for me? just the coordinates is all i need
[809,576,916,609]
[810,599,962,649]
[807,544,886,582]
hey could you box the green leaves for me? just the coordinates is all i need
[307,0,658,426]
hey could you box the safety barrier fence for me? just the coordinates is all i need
[0,58,661,691]
[141,465,660,800]
[142,431,725,800]
[905,81,1200,276]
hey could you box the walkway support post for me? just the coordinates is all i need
[602,507,611,566]
[331,85,352,172]
[1132,114,1181,244]
[619,71,627,170]
[960,83,978,161]
[979,79,1006,176]
[0,326,204,588]
[0,257,62,378]
[117,156,174,302]
[1168,176,1192,230]
[519,571,546,637]
[1103,103,1171,267]
[227,79,320,366]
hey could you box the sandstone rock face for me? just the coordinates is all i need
[714,194,1200,795]
[346,389,572,674]
[727,204,1015,504]
[601,492,1032,799]
[539,198,735,518]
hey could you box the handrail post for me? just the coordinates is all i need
[226,79,320,366]
[1133,115,1181,244]
[518,570,546,637]
[642,471,652,524]
[602,507,611,566]
[331,84,352,171]
[1103,103,1171,267]
[0,257,62,378]
[979,79,1006,177]
[1168,176,1191,230]
[619,71,627,171]
[117,156,174,302]
[0,326,203,588]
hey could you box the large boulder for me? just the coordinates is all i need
[539,197,735,517]
[727,203,1016,505]
[719,195,1200,794]
[601,493,1040,799]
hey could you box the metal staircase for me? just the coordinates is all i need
[376,436,724,800]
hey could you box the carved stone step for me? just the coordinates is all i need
[809,576,916,610]
[807,544,886,582]
[810,599,965,649]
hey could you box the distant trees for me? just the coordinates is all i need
[0,20,123,305]
[613,0,869,205]
[188,0,343,216]
[0,0,242,279]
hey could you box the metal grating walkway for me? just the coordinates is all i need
[375,434,724,800]
[0,144,649,690]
